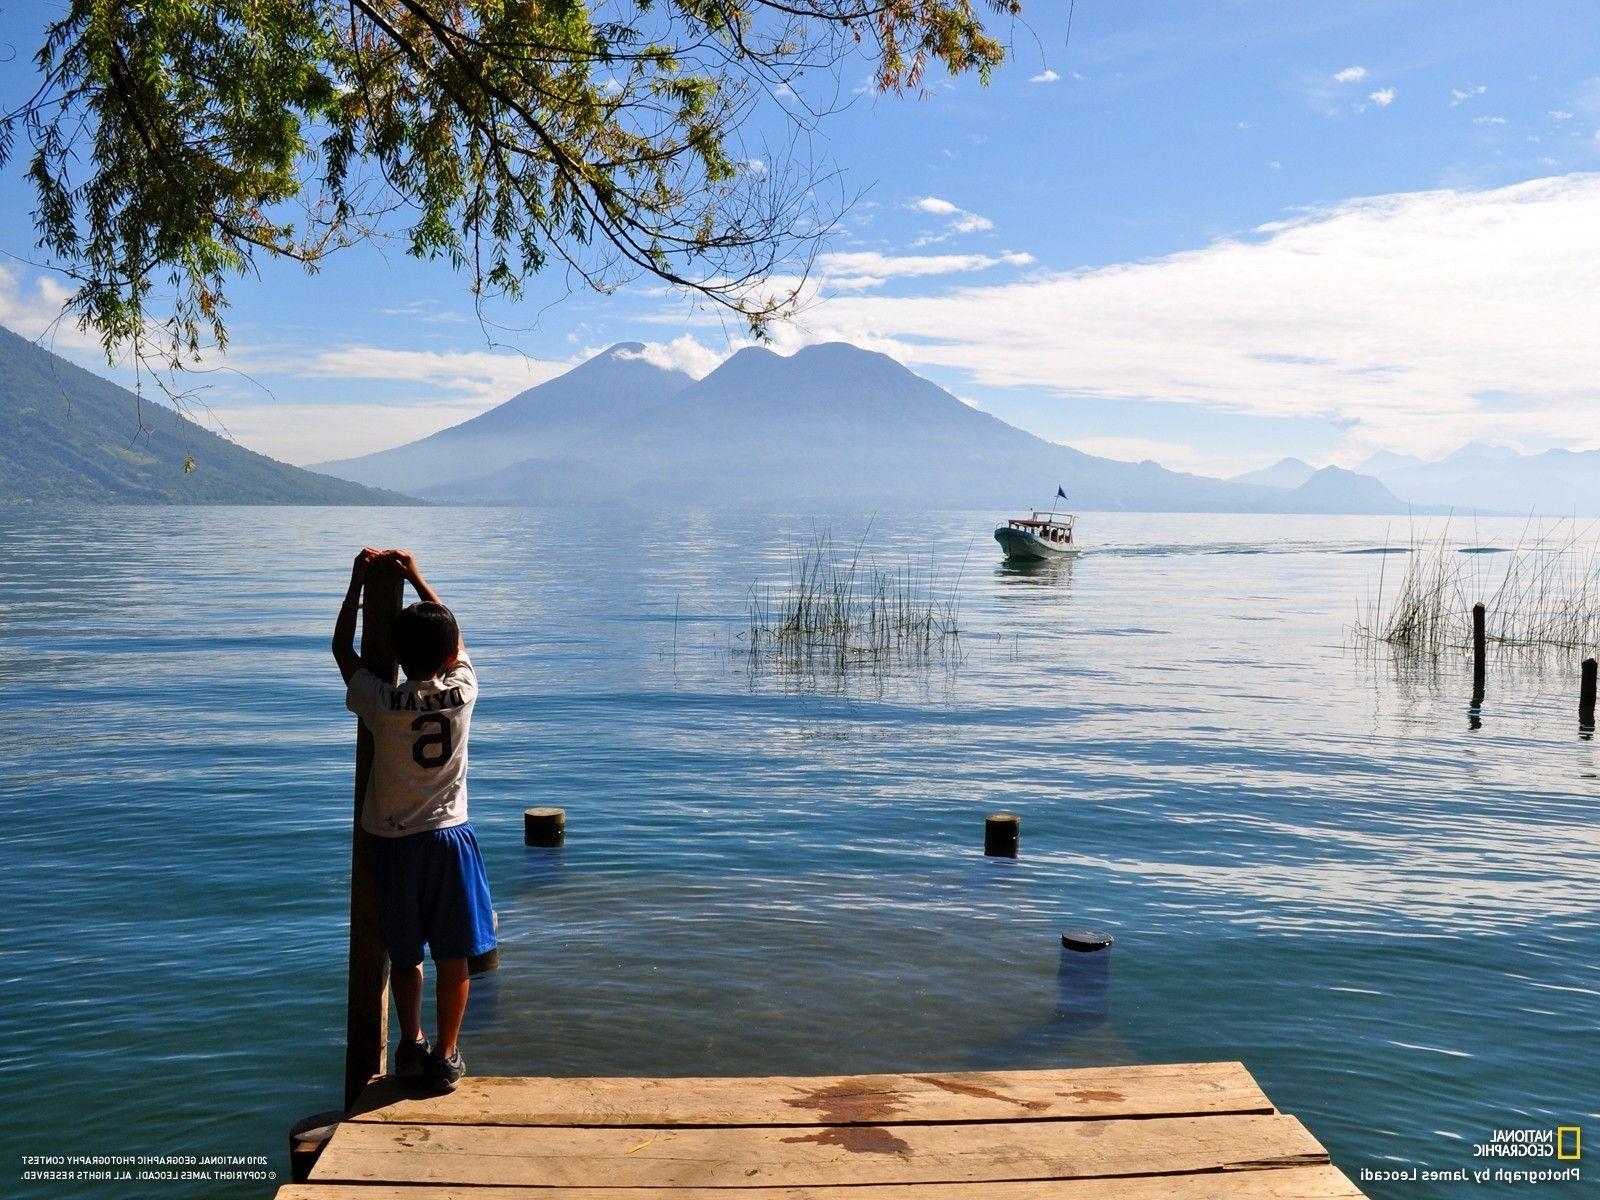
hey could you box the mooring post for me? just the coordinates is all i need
[985,812,1021,858]
[344,557,403,1111]
[468,909,500,977]
[1581,658,1597,730]
[1471,602,1486,705]
[1056,930,1114,1028]
[524,806,566,847]
[524,803,569,851]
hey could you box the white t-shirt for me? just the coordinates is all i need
[345,653,478,837]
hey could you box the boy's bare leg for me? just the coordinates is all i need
[392,962,425,1044]
[434,957,470,1058]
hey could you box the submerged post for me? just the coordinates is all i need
[1471,602,1486,705]
[985,812,1021,858]
[345,558,403,1110]
[1582,659,1597,731]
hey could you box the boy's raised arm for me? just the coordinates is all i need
[332,547,381,683]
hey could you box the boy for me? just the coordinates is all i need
[332,546,495,1092]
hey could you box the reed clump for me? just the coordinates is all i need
[1354,527,1600,656]
[744,533,962,671]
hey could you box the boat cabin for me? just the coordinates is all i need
[1005,512,1075,545]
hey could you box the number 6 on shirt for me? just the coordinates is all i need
[411,713,454,768]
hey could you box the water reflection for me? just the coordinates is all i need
[994,556,1077,586]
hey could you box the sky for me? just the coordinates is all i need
[3,1,1600,476]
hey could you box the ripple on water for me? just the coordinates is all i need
[1,507,1594,1200]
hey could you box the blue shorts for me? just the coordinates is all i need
[373,823,496,967]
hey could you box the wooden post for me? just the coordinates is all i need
[524,806,566,847]
[985,812,1020,858]
[1471,602,1486,705]
[344,558,403,1111]
[468,910,499,976]
[287,1110,345,1183]
[1582,658,1597,730]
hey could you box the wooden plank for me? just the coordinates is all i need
[310,1113,1328,1188]
[347,1062,1273,1127]
[278,1162,1365,1199]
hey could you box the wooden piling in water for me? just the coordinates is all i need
[1471,602,1486,703]
[287,1110,344,1183]
[985,812,1020,857]
[524,806,566,847]
[468,910,499,976]
[345,558,403,1110]
[1582,658,1597,729]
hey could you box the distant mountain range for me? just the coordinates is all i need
[1233,445,1600,514]
[316,341,1413,513]
[1356,442,1600,514]
[17,317,1584,513]
[0,325,406,504]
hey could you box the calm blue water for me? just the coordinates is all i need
[2,507,1594,1197]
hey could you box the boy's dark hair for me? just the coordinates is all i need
[393,601,459,680]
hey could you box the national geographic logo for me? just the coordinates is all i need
[1472,1127,1581,1160]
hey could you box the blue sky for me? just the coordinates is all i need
[3,1,1600,475]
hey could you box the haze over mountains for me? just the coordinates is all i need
[1357,443,1600,514]
[1233,446,1600,515]
[316,341,1413,513]
[10,318,1593,513]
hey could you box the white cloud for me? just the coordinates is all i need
[1550,110,1574,121]
[814,250,1033,291]
[909,196,995,242]
[0,266,95,351]
[1334,66,1367,83]
[789,174,1600,461]
[1369,88,1395,107]
[1451,84,1486,104]
[1474,115,1508,126]
[0,265,577,414]
[1029,69,1060,84]
[613,335,727,379]
[299,346,569,402]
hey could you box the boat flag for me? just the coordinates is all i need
[1057,486,1067,500]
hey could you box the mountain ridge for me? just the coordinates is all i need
[312,343,694,488]
[353,340,1417,513]
[0,324,410,504]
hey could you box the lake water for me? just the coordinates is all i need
[3,507,1595,1198]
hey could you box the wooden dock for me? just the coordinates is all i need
[277,1060,1365,1198]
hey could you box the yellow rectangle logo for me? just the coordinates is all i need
[1557,1126,1581,1160]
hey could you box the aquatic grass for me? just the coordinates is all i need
[1353,521,1600,657]
[742,531,963,673]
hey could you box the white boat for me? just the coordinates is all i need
[995,509,1079,561]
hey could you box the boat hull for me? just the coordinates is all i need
[995,527,1079,561]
